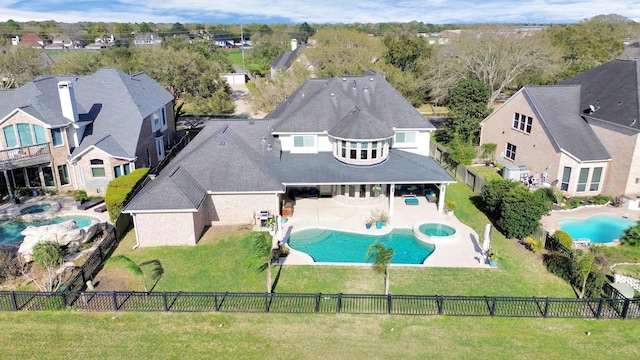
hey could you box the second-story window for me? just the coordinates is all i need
[395,131,416,144]
[51,128,64,147]
[293,135,315,148]
[513,112,532,134]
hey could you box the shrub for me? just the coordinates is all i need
[563,197,581,209]
[591,194,613,205]
[621,221,640,246]
[105,168,149,221]
[0,246,20,282]
[480,179,520,215]
[553,230,573,249]
[73,190,88,202]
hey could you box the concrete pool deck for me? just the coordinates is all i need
[541,204,640,244]
[268,196,488,268]
[0,194,110,223]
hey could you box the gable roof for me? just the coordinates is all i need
[270,47,301,70]
[0,68,173,160]
[124,120,285,212]
[560,59,640,131]
[267,71,433,138]
[523,86,610,162]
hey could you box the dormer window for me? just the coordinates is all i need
[395,131,416,144]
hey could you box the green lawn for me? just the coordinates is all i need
[227,49,262,70]
[103,182,573,297]
[0,312,637,359]
[467,164,502,182]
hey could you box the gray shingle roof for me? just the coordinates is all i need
[270,47,300,70]
[329,107,395,140]
[266,71,434,136]
[266,150,455,185]
[524,86,611,162]
[560,59,640,131]
[0,68,173,160]
[124,120,285,212]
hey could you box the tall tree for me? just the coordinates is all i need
[304,27,383,77]
[0,45,46,89]
[246,232,276,293]
[435,77,491,144]
[450,25,560,106]
[366,242,394,295]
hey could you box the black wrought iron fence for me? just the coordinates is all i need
[1,290,637,319]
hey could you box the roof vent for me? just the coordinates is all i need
[330,92,335,97]
[218,140,226,147]
[363,85,369,93]
[342,77,347,81]
[352,80,357,88]
[589,105,600,113]
[632,119,637,126]
[267,143,272,151]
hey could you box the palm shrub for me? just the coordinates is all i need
[621,221,640,246]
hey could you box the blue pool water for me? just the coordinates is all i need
[288,228,435,264]
[0,217,96,245]
[558,215,636,243]
[418,223,456,237]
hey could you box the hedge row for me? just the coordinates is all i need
[105,168,149,221]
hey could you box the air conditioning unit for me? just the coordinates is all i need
[502,165,529,181]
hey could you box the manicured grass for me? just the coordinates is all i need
[0,312,637,359]
[467,164,502,181]
[227,49,261,70]
[102,182,573,297]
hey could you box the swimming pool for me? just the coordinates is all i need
[0,216,96,245]
[20,204,52,215]
[288,228,435,264]
[557,215,636,243]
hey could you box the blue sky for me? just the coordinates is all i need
[1,0,640,24]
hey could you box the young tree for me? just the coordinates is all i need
[574,250,595,299]
[22,241,64,292]
[106,255,164,292]
[0,45,46,89]
[366,242,394,295]
[246,232,276,293]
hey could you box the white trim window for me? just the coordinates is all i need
[395,131,416,144]
[156,137,165,161]
[589,167,602,191]
[90,159,106,178]
[292,135,316,153]
[505,143,516,161]
[512,113,532,134]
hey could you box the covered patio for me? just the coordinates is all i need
[264,195,486,268]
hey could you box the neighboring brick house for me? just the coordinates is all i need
[124,70,455,247]
[480,59,640,204]
[0,68,176,198]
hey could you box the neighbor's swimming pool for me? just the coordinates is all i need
[288,228,435,264]
[0,216,96,245]
[557,215,636,243]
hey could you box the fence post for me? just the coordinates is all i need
[264,292,269,313]
[11,291,18,311]
[97,245,103,262]
[163,292,168,312]
[81,268,86,286]
[387,294,392,314]
[61,292,67,310]
[490,297,496,317]
[596,298,604,319]
[337,293,342,313]
[315,293,320,313]
[437,296,444,315]
[112,291,118,311]
[214,292,219,312]
[621,297,630,319]
[543,297,550,318]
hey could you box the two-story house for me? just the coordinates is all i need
[0,68,176,199]
[480,59,640,204]
[123,70,455,247]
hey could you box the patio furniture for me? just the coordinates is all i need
[572,238,591,248]
[77,198,104,210]
[403,194,419,205]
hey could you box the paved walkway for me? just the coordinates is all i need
[266,196,487,268]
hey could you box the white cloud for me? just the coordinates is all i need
[1,0,639,24]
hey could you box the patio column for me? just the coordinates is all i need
[438,184,446,214]
[3,170,15,204]
[389,183,395,215]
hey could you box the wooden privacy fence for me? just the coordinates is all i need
[0,290,638,319]
[429,142,487,193]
